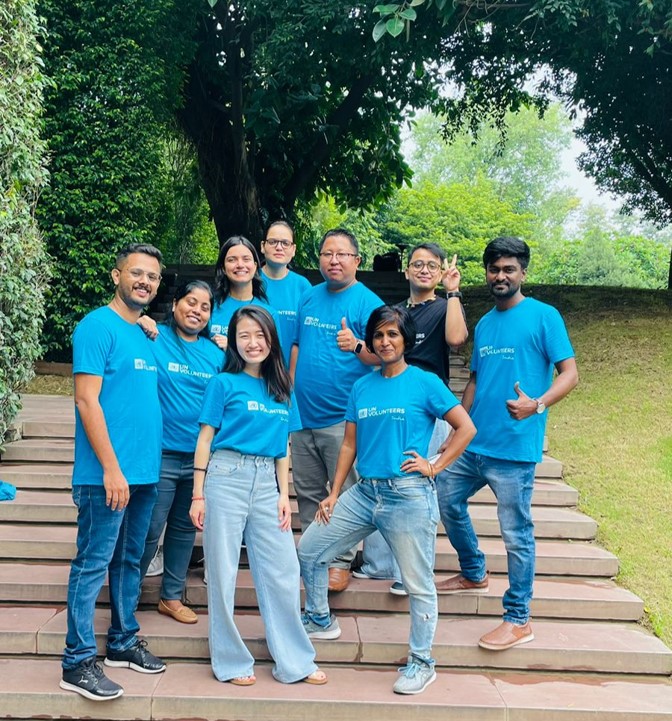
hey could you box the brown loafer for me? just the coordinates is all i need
[435,572,489,594]
[327,567,351,592]
[478,620,534,651]
[158,599,198,624]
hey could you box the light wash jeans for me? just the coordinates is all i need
[437,450,536,624]
[63,483,157,669]
[359,418,449,580]
[298,476,439,664]
[204,449,317,683]
[140,451,196,600]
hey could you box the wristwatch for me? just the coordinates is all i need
[534,398,546,414]
[353,341,363,355]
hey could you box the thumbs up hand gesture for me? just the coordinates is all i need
[505,381,538,420]
[336,316,357,353]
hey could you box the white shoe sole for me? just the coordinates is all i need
[59,679,124,701]
[104,657,166,674]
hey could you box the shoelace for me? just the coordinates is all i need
[397,661,422,677]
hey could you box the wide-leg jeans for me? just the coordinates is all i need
[140,451,196,600]
[437,450,536,624]
[63,482,158,669]
[298,476,439,664]
[204,449,317,683]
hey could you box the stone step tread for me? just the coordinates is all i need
[0,524,618,577]
[2,659,672,720]
[6,606,668,675]
[1,438,74,463]
[0,464,578,507]
[0,564,644,620]
[0,490,596,539]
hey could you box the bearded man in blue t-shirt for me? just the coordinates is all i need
[60,244,166,701]
[436,237,579,652]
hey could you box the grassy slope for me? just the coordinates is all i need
[463,286,672,646]
[25,286,672,644]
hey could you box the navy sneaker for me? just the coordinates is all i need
[104,639,166,674]
[60,657,124,701]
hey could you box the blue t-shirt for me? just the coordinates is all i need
[153,326,224,452]
[294,282,383,429]
[468,297,575,463]
[199,372,302,458]
[210,296,283,349]
[71,306,162,486]
[261,269,311,364]
[346,365,459,478]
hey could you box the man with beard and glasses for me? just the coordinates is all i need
[60,244,166,702]
[434,236,578,652]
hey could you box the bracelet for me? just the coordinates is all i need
[446,291,462,299]
[192,496,205,501]
[193,466,208,472]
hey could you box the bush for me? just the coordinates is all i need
[0,0,51,448]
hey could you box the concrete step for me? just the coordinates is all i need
[0,462,577,506]
[3,607,669,676]
[1,438,74,463]
[0,565,644,621]
[2,658,671,721]
[0,463,73,490]
[0,490,595,539]
[21,419,75,439]
[0,524,618,577]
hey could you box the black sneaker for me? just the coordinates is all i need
[60,657,124,701]
[104,639,166,674]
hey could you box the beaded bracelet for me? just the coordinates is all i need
[192,496,205,501]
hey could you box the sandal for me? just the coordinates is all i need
[302,669,328,685]
[229,675,256,686]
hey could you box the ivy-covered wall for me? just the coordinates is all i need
[0,0,51,447]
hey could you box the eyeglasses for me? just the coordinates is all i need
[264,238,294,249]
[409,260,441,272]
[319,252,357,261]
[124,268,162,283]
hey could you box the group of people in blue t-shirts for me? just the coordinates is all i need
[59,226,578,702]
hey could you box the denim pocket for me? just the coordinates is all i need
[207,458,241,477]
[391,480,428,501]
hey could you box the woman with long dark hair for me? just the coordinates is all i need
[210,236,281,352]
[190,306,326,686]
[298,305,476,695]
[139,281,224,623]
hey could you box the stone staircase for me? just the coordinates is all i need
[1,392,671,719]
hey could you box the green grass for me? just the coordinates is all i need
[24,285,672,644]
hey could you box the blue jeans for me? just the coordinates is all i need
[298,476,439,663]
[437,450,536,624]
[359,419,448,581]
[204,449,317,683]
[140,451,196,600]
[63,483,158,669]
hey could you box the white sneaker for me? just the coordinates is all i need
[146,547,164,577]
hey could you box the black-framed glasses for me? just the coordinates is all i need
[319,251,357,261]
[409,260,441,272]
[264,239,294,249]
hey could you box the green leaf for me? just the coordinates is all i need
[399,8,417,20]
[373,4,401,15]
[409,0,425,6]
[206,0,218,7]
[386,17,405,37]
[373,19,388,42]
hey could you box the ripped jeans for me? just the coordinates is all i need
[298,475,439,663]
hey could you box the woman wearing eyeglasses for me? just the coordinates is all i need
[260,220,312,367]
[210,236,282,353]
